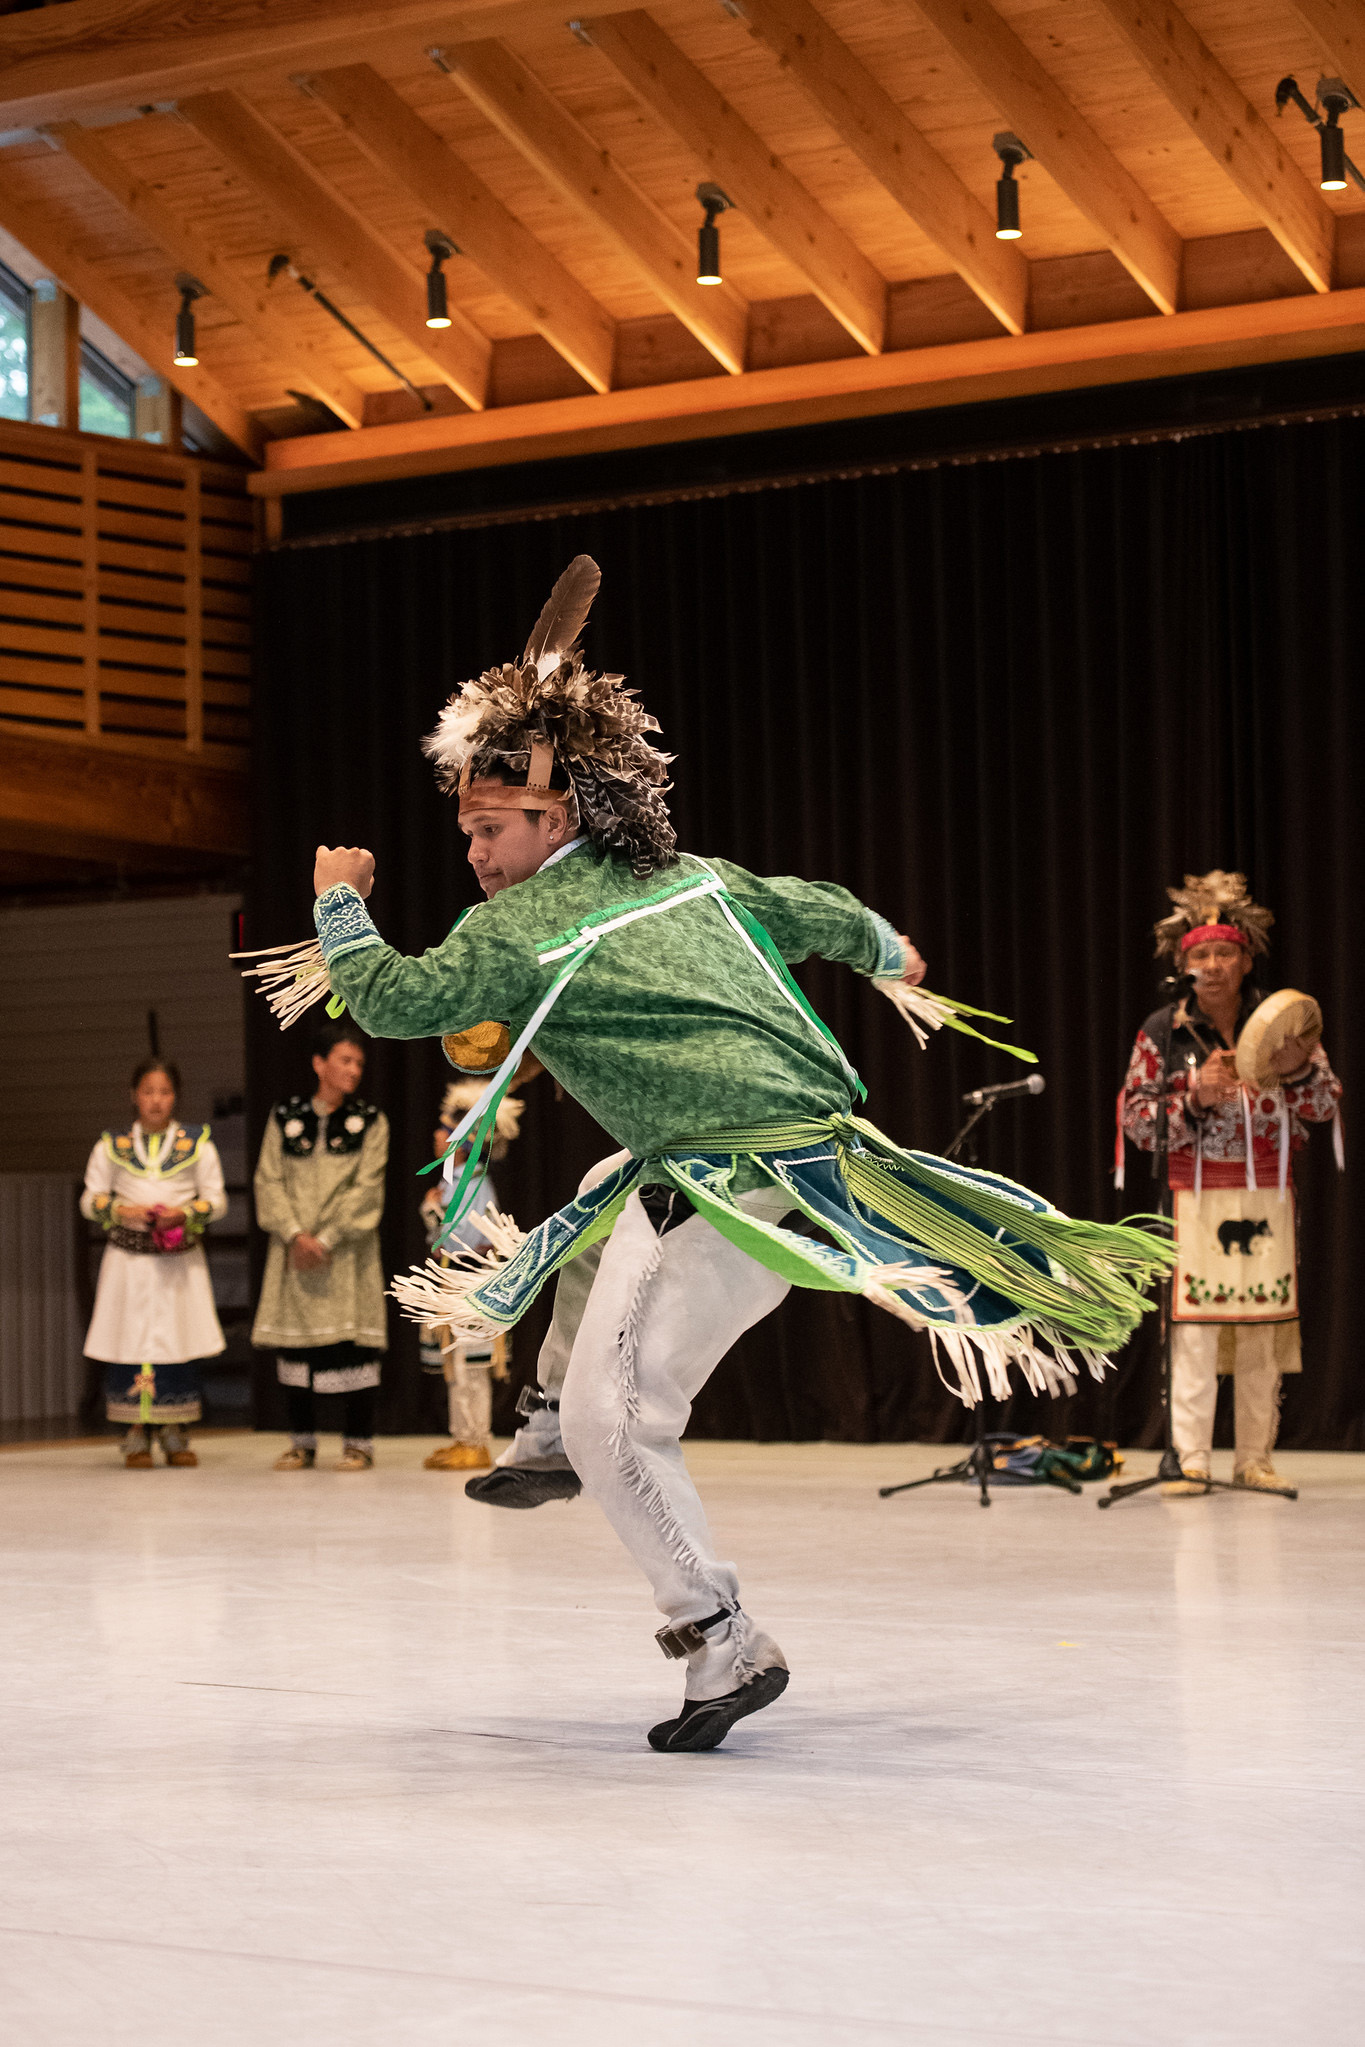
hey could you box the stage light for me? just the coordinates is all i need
[993,132,1031,240]
[1319,85,1350,188]
[173,276,204,367]
[267,252,433,410]
[695,182,733,286]
[1275,74,1363,193]
[425,230,456,328]
[1320,121,1347,187]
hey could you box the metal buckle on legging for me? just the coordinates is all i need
[515,1385,559,1418]
[655,1607,733,1660]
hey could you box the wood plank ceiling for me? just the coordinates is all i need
[1,0,1363,498]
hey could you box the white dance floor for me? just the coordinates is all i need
[2,1433,1361,2046]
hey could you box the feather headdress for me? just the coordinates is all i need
[422,555,676,877]
[440,1080,525,1147]
[1154,869,1273,958]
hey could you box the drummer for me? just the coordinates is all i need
[1119,871,1342,1493]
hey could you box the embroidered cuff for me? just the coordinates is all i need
[314,883,385,965]
[865,911,908,981]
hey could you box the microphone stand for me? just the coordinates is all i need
[1099,998,1296,1508]
[880,1094,1078,1509]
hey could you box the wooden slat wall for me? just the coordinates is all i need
[0,420,252,763]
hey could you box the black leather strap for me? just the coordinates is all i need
[655,1607,733,1659]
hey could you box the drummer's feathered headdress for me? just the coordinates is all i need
[422,555,676,878]
[1154,870,1273,958]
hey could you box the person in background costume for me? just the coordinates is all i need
[243,556,1170,1755]
[252,1021,389,1472]
[418,1077,526,1471]
[1119,872,1342,1495]
[81,1056,227,1468]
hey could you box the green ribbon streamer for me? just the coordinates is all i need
[912,988,1038,1065]
[420,937,599,1245]
[721,893,868,1103]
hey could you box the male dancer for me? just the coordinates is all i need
[289,557,1168,1753]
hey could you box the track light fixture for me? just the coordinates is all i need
[695,182,734,286]
[267,253,432,411]
[173,275,204,367]
[1275,74,1364,192]
[424,230,457,328]
[992,133,1032,240]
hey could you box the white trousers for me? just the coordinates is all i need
[558,1187,791,1627]
[1170,1322,1283,1475]
[496,1153,628,1474]
[499,1153,791,1625]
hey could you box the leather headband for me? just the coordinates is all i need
[457,738,569,813]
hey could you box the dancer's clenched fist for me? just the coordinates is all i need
[897,938,927,988]
[314,845,375,899]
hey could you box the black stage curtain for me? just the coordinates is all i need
[249,409,1360,1450]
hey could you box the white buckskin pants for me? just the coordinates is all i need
[1171,1321,1288,1476]
[498,1153,792,1626]
[492,1155,630,1475]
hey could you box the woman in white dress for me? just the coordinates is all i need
[81,1058,229,1468]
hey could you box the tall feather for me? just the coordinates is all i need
[523,554,601,678]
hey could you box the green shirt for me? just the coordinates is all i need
[318,845,901,1159]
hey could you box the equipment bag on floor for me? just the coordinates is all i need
[980,1433,1121,1491]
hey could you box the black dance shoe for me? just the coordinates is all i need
[463,1466,582,1508]
[647,1665,789,1753]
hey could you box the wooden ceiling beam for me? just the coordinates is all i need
[50,120,369,429]
[1291,0,1365,96]
[0,729,246,857]
[441,39,747,374]
[0,169,261,457]
[736,0,1025,336]
[0,0,606,130]
[250,284,1365,498]
[303,64,615,393]
[908,0,1182,317]
[1093,0,1336,294]
[179,88,492,409]
[582,10,887,355]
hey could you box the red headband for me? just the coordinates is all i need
[1180,923,1248,952]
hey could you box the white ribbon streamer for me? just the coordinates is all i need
[1241,1087,1256,1192]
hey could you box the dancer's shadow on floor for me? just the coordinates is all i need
[420,1709,975,1771]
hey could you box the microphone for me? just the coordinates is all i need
[1160,971,1196,1001]
[961,1073,1046,1108]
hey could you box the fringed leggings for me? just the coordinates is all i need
[557,1184,791,1629]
